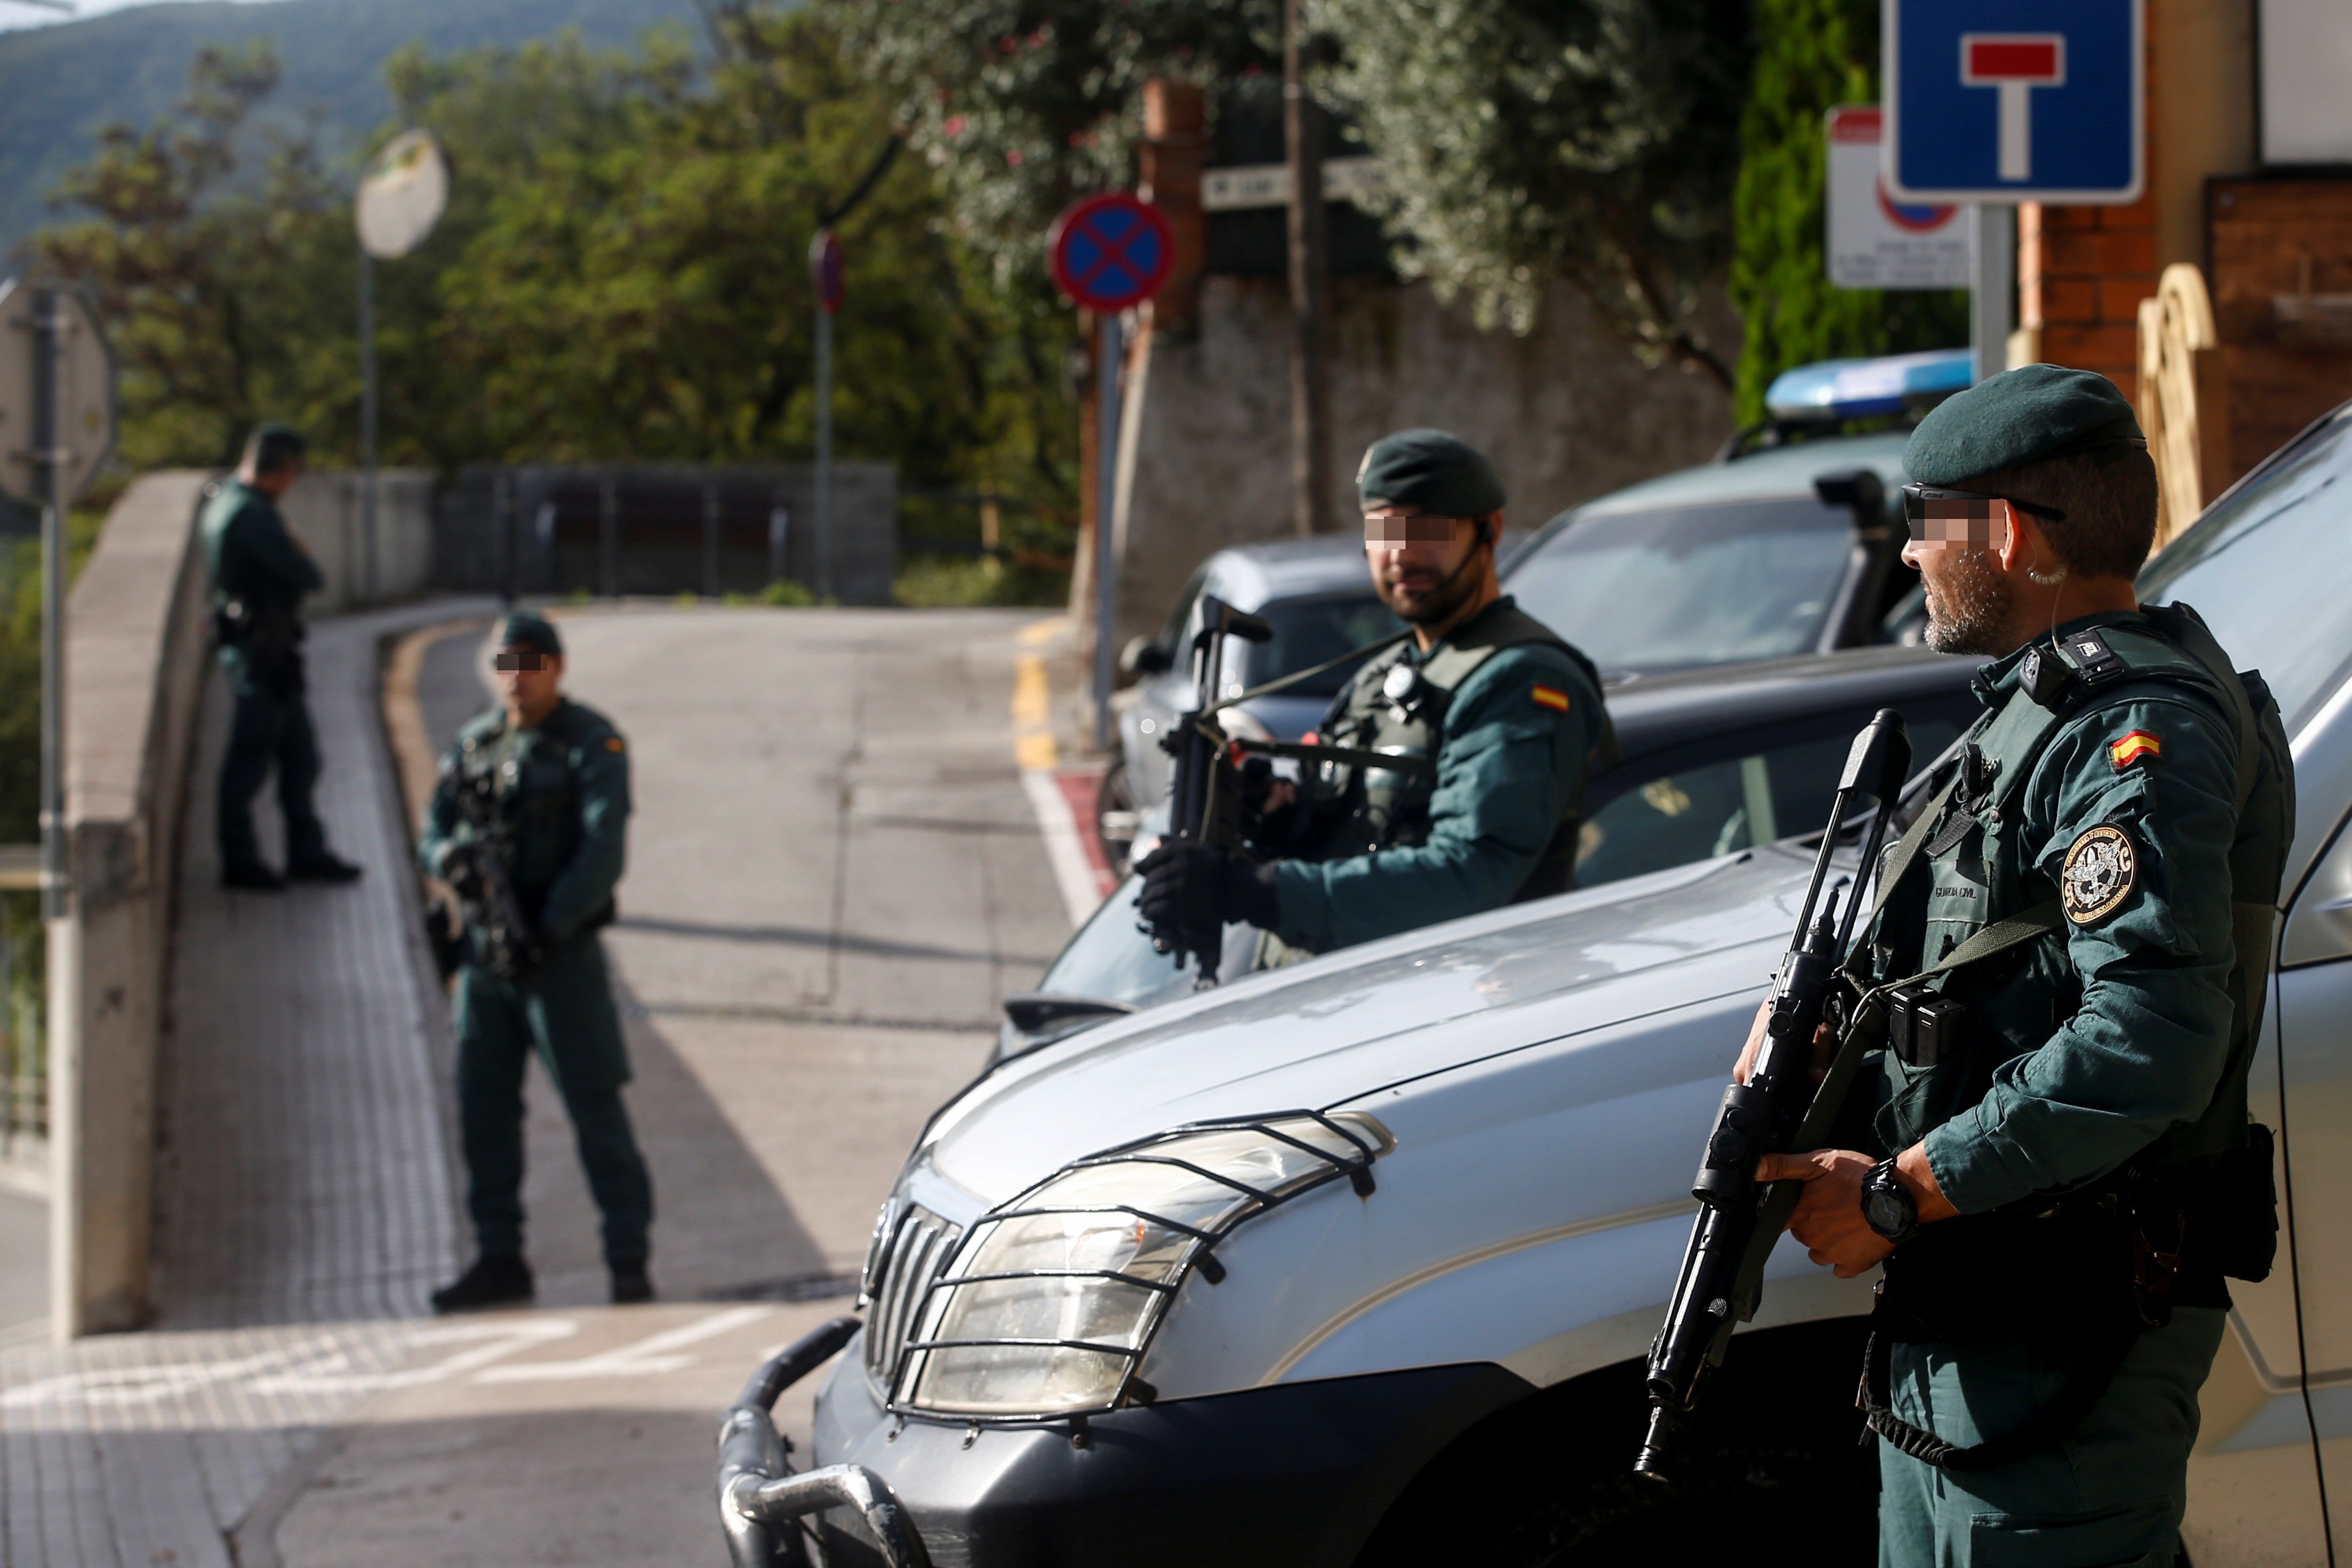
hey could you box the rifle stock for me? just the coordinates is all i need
[1634,708,1911,1479]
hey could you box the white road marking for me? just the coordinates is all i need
[1021,770,1104,927]
[473,1304,773,1382]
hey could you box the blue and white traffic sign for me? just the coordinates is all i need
[1886,0,2143,204]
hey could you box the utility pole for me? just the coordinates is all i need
[811,230,842,601]
[32,287,64,925]
[1283,0,1332,536]
[357,248,379,603]
[1970,204,2016,385]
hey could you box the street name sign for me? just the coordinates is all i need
[1886,0,2143,204]
[1826,107,1969,288]
[1049,194,1173,312]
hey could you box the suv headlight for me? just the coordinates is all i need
[887,1111,1391,1419]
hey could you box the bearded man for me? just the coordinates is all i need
[1136,428,1613,962]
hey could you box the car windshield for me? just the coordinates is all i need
[1241,593,1403,699]
[1507,497,1857,673]
[2139,408,2352,732]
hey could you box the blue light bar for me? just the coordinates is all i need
[1764,349,1972,423]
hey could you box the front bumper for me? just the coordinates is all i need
[806,1331,1531,1568]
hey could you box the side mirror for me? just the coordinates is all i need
[1002,992,1136,1035]
[1814,469,1889,537]
[1120,636,1172,678]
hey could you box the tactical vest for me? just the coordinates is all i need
[1860,604,2284,1168]
[457,703,617,930]
[1300,601,1613,898]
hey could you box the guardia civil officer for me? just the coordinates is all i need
[1739,367,2293,1566]
[420,612,655,1311]
[1136,429,1612,961]
[203,424,362,890]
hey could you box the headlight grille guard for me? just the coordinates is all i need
[878,1108,1388,1432]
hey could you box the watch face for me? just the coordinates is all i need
[1863,1176,1913,1239]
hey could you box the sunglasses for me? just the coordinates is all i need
[1899,483,2066,544]
[1364,513,1463,547]
[493,650,551,671]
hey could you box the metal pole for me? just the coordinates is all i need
[358,248,379,604]
[1284,0,1332,536]
[599,475,619,599]
[814,307,834,600]
[1091,311,1123,751]
[33,287,65,926]
[1970,204,2016,385]
[768,496,789,589]
[703,476,720,600]
[494,468,515,605]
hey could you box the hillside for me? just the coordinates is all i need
[0,0,697,260]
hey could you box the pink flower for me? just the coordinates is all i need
[943,115,968,136]
[1005,149,1025,166]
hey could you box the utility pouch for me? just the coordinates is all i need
[1885,984,1965,1069]
[2185,1123,2279,1284]
[1877,1191,2143,1346]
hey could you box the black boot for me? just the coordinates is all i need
[221,861,285,892]
[431,1253,535,1314]
[610,1263,655,1304]
[286,851,364,883]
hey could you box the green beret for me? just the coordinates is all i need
[1356,428,1506,517]
[495,611,562,657]
[1903,364,2144,486]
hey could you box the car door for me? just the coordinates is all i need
[2229,681,2352,1565]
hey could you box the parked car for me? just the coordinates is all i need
[1001,643,1983,1062]
[719,399,2352,1567]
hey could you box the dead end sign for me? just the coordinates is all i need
[1049,194,1173,312]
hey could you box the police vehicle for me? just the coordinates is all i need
[718,399,2352,1565]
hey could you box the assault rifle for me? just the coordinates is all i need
[1143,595,1272,986]
[440,764,543,982]
[1634,707,1911,1479]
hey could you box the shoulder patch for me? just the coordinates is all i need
[2061,823,2139,926]
[605,736,625,752]
[1530,683,1570,713]
[2109,730,2161,769]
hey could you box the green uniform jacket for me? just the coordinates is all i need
[201,480,320,619]
[1270,605,1607,954]
[418,699,634,952]
[1875,612,2295,1216]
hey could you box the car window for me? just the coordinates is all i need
[2138,408,2352,732]
[1507,497,1858,673]
[1035,879,1260,1009]
[1242,593,1404,699]
[1577,713,1966,888]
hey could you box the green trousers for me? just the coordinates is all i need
[1878,1305,2225,1568]
[453,935,652,1268]
[217,652,327,874]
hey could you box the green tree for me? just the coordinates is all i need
[1727,0,1968,422]
[29,44,352,469]
[1316,0,1751,387]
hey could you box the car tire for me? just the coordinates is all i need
[1096,757,1139,873]
[1354,1319,1878,1568]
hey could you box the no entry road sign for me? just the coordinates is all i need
[1887,0,2143,204]
[1826,107,1968,289]
[1049,194,1173,312]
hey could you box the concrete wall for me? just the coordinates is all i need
[1104,275,1735,649]
[277,468,437,613]
[49,471,214,1336]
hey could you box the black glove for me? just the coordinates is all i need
[1133,842,1280,949]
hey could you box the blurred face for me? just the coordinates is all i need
[1901,498,2017,655]
[494,645,563,714]
[1363,504,1486,626]
[247,459,302,498]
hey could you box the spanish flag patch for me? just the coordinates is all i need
[606,737,626,753]
[1531,684,1571,713]
[2109,730,2161,769]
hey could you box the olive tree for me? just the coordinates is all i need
[1313,0,1751,387]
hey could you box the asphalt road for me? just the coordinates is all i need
[270,603,1075,1566]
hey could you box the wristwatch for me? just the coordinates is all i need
[1861,1158,1920,1246]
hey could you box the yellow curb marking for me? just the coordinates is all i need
[1013,616,1065,771]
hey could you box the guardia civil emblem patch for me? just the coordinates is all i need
[2062,823,2138,925]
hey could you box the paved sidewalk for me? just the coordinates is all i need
[1,600,491,1568]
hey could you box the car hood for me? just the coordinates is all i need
[915,845,1822,1213]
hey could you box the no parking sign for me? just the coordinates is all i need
[1048,194,1173,312]
[1826,107,1968,289]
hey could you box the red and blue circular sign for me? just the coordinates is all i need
[1049,194,1173,312]
[810,229,845,315]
